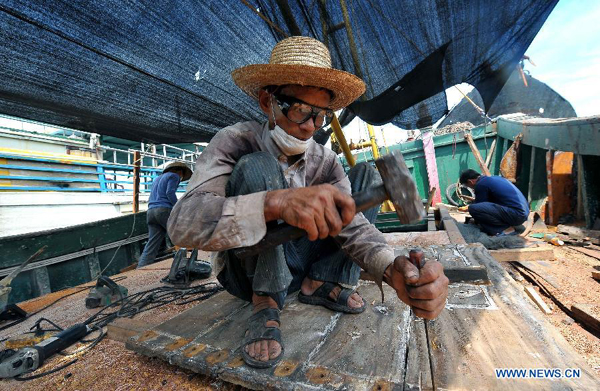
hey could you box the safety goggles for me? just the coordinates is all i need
[272,94,334,128]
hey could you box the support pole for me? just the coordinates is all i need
[366,123,380,160]
[484,139,497,168]
[133,151,141,213]
[546,150,555,225]
[331,114,356,167]
[464,133,491,176]
[339,0,364,79]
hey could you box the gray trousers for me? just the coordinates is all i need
[138,207,172,268]
[217,152,380,308]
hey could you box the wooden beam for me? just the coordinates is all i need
[524,286,552,314]
[576,154,584,220]
[489,247,555,262]
[464,132,491,176]
[571,304,600,334]
[437,205,467,244]
[528,146,536,203]
[570,247,600,261]
[557,225,600,240]
[546,150,555,225]
[484,138,496,168]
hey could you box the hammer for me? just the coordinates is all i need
[233,150,425,258]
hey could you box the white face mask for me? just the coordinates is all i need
[269,94,311,156]
[270,124,311,156]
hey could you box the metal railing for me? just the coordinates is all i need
[0,147,198,193]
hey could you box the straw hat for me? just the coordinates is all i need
[231,36,365,110]
[163,161,193,181]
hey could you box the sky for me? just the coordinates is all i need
[522,0,600,118]
[1,1,598,146]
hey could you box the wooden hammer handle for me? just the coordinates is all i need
[233,184,388,258]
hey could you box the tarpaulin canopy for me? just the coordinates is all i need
[439,70,577,127]
[0,0,557,143]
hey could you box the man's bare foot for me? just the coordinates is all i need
[244,293,282,363]
[300,277,364,309]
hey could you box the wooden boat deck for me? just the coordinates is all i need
[126,243,600,390]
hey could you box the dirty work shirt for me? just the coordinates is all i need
[474,176,529,217]
[167,121,396,290]
[148,171,181,209]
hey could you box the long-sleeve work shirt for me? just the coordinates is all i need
[474,176,529,217]
[167,121,396,291]
[148,171,181,209]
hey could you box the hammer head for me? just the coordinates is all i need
[375,150,426,224]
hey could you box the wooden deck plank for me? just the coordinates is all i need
[404,316,433,390]
[427,243,598,390]
[126,243,600,390]
[307,284,411,388]
[489,247,555,262]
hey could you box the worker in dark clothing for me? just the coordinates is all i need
[137,162,192,268]
[460,169,529,236]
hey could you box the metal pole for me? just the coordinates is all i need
[330,114,356,167]
[366,123,380,160]
[133,151,141,214]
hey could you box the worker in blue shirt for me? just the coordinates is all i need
[137,162,192,268]
[460,169,529,236]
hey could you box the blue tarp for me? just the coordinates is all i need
[0,1,557,143]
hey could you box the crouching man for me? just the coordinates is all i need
[460,169,530,236]
[168,36,448,368]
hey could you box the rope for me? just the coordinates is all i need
[240,0,289,37]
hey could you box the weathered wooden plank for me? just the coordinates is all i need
[570,247,600,261]
[571,304,600,334]
[489,247,554,262]
[307,284,410,388]
[517,261,561,290]
[437,206,467,245]
[127,242,600,390]
[152,290,249,339]
[426,243,600,390]
[403,316,433,391]
[557,225,600,240]
[107,318,154,343]
[524,286,552,315]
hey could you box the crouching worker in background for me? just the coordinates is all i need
[460,169,529,236]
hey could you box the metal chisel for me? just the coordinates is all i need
[408,249,437,391]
